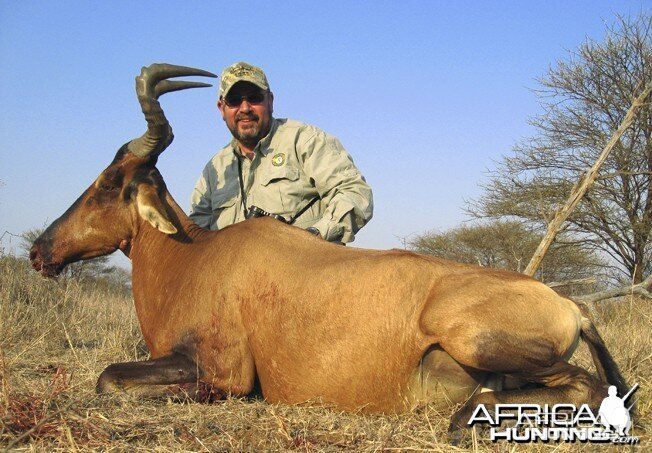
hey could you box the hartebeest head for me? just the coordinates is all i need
[30,64,216,277]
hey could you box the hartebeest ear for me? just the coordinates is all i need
[135,185,178,234]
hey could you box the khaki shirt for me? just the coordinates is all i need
[189,118,373,243]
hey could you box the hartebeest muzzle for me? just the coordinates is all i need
[29,239,62,278]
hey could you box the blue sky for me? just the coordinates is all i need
[0,1,648,268]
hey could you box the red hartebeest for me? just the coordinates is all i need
[30,64,629,438]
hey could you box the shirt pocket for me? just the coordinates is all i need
[210,192,238,230]
[260,165,300,186]
[258,164,306,218]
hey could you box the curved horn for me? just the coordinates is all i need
[128,63,217,158]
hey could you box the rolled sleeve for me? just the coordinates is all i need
[301,133,373,243]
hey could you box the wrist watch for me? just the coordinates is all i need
[306,227,321,237]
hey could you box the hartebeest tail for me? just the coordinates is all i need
[575,300,631,399]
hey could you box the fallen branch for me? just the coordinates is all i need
[547,278,596,289]
[574,274,652,303]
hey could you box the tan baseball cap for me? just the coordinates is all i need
[219,62,269,97]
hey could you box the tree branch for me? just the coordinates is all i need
[575,274,652,303]
[524,81,652,276]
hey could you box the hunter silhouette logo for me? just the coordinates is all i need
[598,384,637,436]
[468,383,640,444]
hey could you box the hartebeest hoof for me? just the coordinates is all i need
[447,411,473,446]
[447,428,465,446]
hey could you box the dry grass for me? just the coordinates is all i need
[1,253,649,451]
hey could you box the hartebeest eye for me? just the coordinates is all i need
[97,180,120,192]
[96,167,124,192]
[100,181,119,191]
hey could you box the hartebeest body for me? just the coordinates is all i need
[30,64,628,437]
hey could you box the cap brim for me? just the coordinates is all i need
[221,77,269,97]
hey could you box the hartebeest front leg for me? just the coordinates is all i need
[96,352,220,401]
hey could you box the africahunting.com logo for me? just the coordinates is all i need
[468,384,639,444]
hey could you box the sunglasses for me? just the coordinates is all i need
[223,91,266,107]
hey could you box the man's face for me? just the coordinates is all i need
[218,82,274,149]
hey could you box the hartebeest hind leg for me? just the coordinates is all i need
[448,361,608,438]
[96,353,219,401]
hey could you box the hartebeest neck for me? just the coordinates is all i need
[128,189,214,355]
[131,190,210,260]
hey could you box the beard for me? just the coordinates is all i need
[229,113,271,149]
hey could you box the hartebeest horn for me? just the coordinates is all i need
[128,63,217,158]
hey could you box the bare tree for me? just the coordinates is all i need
[469,14,652,283]
[408,220,607,286]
